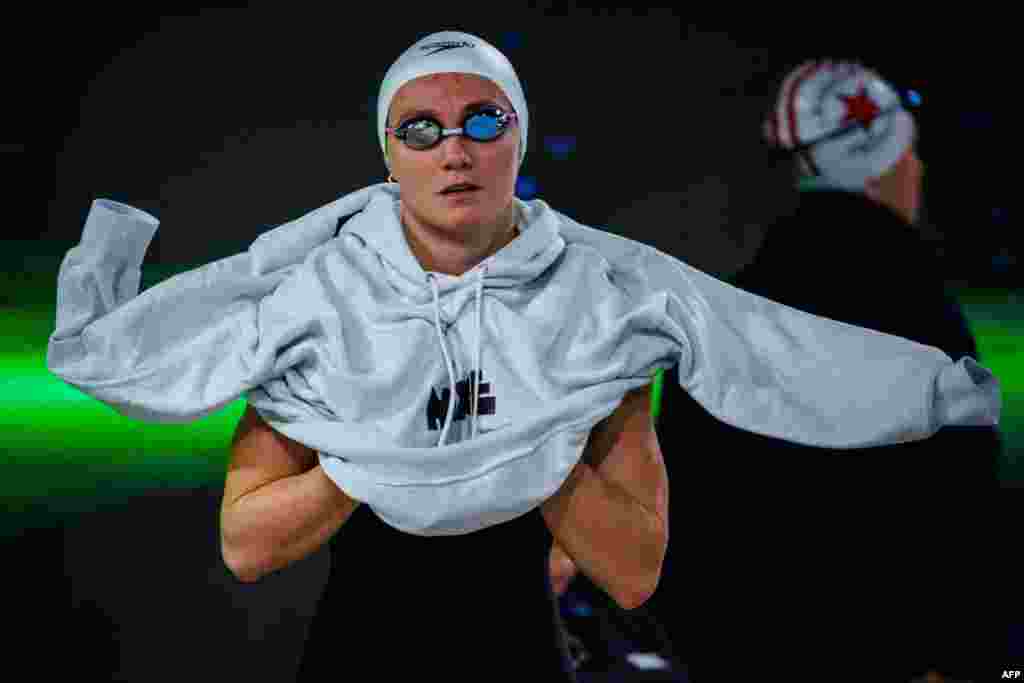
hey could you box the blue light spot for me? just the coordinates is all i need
[569,602,592,617]
[516,175,538,199]
[501,32,523,51]
[907,90,922,106]
[991,248,1015,272]
[544,135,577,161]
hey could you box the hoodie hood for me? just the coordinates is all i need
[335,184,567,445]
[342,184,564,297]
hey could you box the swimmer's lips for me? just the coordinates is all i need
[439,182,481,195]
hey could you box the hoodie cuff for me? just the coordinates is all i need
[80,199,160,266]
[935,356,1001,428]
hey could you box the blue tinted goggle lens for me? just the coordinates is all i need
[395,108,512,150]
[465,112,502,139]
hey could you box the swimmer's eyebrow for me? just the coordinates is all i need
[391,100,500,126]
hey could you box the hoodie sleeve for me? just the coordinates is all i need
[46,199,315,423]
[643,248,1001,449]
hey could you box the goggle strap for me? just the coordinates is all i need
[786,103,905,154]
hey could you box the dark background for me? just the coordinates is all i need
[15,9,1015,285]
[7,8,1020,681]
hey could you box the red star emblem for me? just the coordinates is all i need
[839,84,881,129]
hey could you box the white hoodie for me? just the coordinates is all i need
[47,183,1001,535]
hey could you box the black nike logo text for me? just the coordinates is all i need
[420,40,475,56]
[427,370,496,431]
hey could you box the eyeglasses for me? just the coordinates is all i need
[386,106,518,151]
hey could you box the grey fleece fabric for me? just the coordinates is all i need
[47,183,1001,535]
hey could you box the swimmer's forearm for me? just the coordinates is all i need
[221,466,359,582]
[540,461,667,610]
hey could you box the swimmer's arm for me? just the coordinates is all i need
[540,386,669,610]
[220,405,360,583]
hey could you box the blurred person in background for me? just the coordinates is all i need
[553,59,1004,683]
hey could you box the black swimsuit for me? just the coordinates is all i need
[296,504,576,681]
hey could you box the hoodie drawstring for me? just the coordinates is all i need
[428,274,458,447]
[472,261,488,439]
[427,262,489,446]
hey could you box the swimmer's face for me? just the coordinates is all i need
[386,73,520,239]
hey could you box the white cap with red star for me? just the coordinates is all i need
[764,60,916,190]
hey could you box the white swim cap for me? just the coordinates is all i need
[377,31,529,172]
[764,60,916,190]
